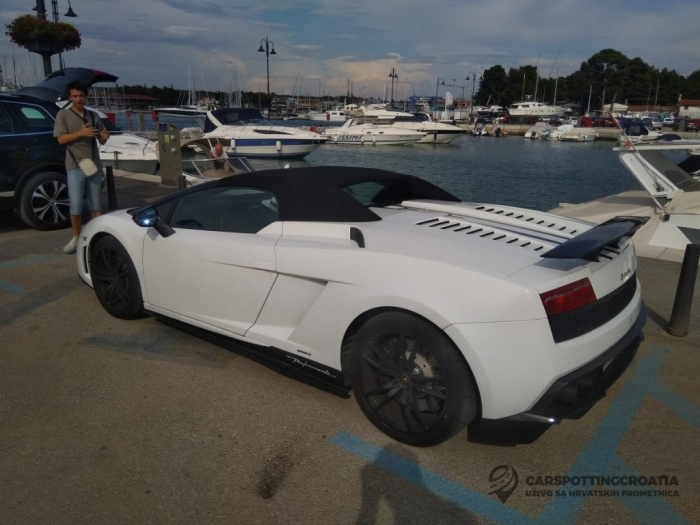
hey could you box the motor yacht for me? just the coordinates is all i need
[201,108,327,158]
[307,110,347,122]
[390,114,465,144]
[100,134,160,174]
[509,97,562,117]
[322,119,425,145]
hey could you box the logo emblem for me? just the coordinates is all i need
[488,465,519,503]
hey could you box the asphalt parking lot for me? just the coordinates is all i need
[1,175,699,524]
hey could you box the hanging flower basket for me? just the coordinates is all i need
[5,15,81,55]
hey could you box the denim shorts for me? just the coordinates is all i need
[67,167,103,215]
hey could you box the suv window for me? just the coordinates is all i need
[169,187,278,233]
[3,101,55,133]
[0,103,13,135]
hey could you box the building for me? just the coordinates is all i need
[87,93,159,111]
[678,99,700,118]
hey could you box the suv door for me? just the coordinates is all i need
[0,102,32,197]
[1,100,70,230]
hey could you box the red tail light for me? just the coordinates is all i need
[540,278,597,317]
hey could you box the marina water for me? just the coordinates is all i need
[116,114,644,212]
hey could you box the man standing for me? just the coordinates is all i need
[53,81,109,254]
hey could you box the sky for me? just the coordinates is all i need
[2,0,700,101]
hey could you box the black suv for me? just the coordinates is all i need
[0,93,70,230]
[0,68,118,230]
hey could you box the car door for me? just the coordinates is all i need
[142,186,280,336]
[0,102,30,195]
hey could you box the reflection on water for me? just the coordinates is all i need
[114,113,641,212]
[254,137,641,212]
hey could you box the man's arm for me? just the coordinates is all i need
[54,111,98,145]
[95,112,110,144]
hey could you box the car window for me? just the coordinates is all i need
[3,102,55,133]
[342,180,414,207]
[169,187,278,233]
[0,103,13,135]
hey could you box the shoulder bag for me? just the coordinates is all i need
[67,110,100,177]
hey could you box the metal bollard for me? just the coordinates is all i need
[178,174,187,190]
[666,243,700,337]
[105,166,118,211]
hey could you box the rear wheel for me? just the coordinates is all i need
[90,236,143,319]
[18,171,70,230]
[349,312,477,447]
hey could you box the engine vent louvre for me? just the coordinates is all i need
[415,215,622,261]
[475,205,580,236]
[415,217,548,253]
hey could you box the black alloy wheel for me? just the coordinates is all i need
[349,312,477,447]
[18,171,71,230]
[90,236,143,320]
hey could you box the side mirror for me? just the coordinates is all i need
[133,206,175,238]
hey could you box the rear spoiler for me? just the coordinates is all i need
[541,216,649,261]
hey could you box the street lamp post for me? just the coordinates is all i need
[34,1,78,73]
[466,70,482,121]
[388,67,398,107]
[51,0,77,70]
[434,77,445,120]
[257,36,277,114]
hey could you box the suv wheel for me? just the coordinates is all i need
[18,171,71,230]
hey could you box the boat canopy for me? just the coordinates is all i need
[204,108,270,132]
[393,114,432,123]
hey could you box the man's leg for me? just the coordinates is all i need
[70,213,82,237]
[64,168,85,254]
[87,169,104,221]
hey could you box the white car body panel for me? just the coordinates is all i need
[142,228,279,335]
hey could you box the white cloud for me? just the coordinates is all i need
[0,0,698,98]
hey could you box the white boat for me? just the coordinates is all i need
[551,140,700,254]
[524,122,552,139]
[307,110,347,122]
[201,108,327,159]
[100,134,159,174]
[356,103,415,120]
[509,97,562,117]
[545,124,574,140]
[615,120,667,145]
[390,114,465,144]
[157,104,211,117]
[322,119,425,145]
[560,129,598,142]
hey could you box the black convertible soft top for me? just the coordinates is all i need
[151,166,461,222]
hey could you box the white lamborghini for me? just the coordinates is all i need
[77,167,647,447]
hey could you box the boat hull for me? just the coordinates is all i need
[225,139,323,158]
[101,159,160,174]
[416,130,464,144]
[326,134,423,145]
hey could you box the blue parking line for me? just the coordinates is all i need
[0,279,27,295]
[537,347,670,525]
[0,253,69,269]
[329,431,535,524]
[331,346,698,525]
[608,455,689,525]
[649,380,700,428]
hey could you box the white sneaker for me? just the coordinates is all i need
[63,236,79,254]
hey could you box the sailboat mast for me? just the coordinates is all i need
[533,52,541,101]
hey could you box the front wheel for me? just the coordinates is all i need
[18,171,71,230]
[90,236,143,320]
[349,312,477,447]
